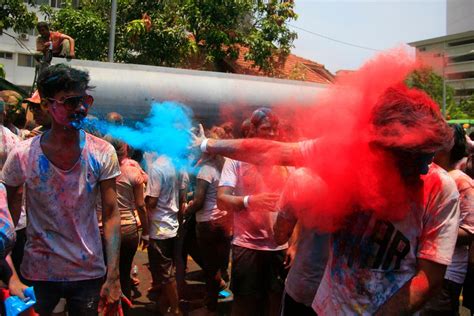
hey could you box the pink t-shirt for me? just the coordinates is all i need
[312,165,460,315]
[218,158,289,251]
[2,131,120,281]
[445,170,474,284]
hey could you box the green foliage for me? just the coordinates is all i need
[43,0,297,71]
[0,64,5,79]
[406,67,474,119]
[0,0,37,33]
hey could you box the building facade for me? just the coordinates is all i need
[447,0,474,35]
[0,1,66,91]
[409,31,474,100]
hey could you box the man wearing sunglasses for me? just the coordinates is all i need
[2,64,122,316]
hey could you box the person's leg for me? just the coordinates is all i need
[119,225,139,299]
[119,224,139,315]
[264,250,286,316]
[230,245,262,316]
[28,280,62,316]
[281,291,317,316]
[65,278,102,316]
[149,238,181,315]
[196,216,232,312]
[59,40,71,58]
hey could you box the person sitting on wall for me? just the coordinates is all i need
[36,22,75,59]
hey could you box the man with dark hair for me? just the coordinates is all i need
[2,64,121,315]
[217,108,290,316]
[36,22,75,59]
[195,86,460,314]
[25,90,51,138]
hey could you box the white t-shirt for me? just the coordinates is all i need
[0,126,27,231]
[445,169,474,284]
[195,161,227,222]
[218,158,289,251]
[145,156,180,240]
[0,125,20,171]
[312,165,460,315]
[2,131,120,281]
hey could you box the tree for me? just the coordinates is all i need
[0,0,37,34]
[406,67,474,119]
[0,64,5,79]
[44,0,298,72]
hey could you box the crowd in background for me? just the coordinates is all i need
[0,63,473,316]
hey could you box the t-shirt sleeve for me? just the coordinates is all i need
[145,167,163,198]
[459,186,474,235]
[99,144,121,181]
[127,165,146,187]
[218,159,238,188]
[418,196,460,265]
[197,165,216,184]
[180,172,189,190]
[1,147,26,187]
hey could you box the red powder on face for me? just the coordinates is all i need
[240,48,452,232]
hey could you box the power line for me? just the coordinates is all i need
[287,23,382,52]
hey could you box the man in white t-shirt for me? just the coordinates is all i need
[422,124,474,314]
[145,155,182,316]
[2,64,122,316]
[218,108,290,316]
[195,85,460,314]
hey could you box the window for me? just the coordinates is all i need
[0,52,13,60]
[50,0,63,8]
[418,47,426,52]
[17,54,35,67]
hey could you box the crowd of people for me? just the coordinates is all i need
[0,61,473,316]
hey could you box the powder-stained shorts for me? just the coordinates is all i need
[231,245,286,298]
[148,237,176,285]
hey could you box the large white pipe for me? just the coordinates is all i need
[53,58,328,123]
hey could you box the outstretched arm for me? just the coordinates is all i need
[194,125,302,166]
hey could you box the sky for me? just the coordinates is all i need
[290,0,446,73]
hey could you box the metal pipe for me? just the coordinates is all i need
[107,0,118,62]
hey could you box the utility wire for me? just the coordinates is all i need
[287,23,382,52]
[3,31,36,55]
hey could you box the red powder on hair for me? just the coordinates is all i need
[239,49,452,232]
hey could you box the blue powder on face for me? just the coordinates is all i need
[84,102,194,172]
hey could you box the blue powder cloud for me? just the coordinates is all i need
[84,101,194,171]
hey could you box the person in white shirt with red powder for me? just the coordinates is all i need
[422,124,474,315]
[2,64,122,316]
[194,85,460,315]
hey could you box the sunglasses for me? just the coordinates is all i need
[46,94,94,111]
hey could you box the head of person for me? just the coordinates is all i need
[26,90,51,127]
[240,118,253,138]
[0,90,24,127]
[434,124,467,168]
[250,107,279,140]
[106,112,124,126]
[104,136,128,164]
[37,22,50,38]
[370,85,453,179]
[37,64,93,131]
